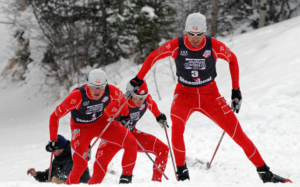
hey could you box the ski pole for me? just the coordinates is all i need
[163,125,178,181]
[83,96,131,159]
[135,138,169,180]
[48,152,54,182]
[206,130,225,169]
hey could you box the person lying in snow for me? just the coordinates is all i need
[27,134,90,184]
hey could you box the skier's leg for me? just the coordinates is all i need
[199,94,264,167]
[100,121,137,177]
[199,94,292,183]
[151,139,169,182]
[66,126,95,185]
[170,93,195,167]
[88,142,121,184]
[132,129,169,182]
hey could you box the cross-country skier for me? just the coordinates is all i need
[92,80,169,183]
[125,13,292,183]
[46,69,137,184]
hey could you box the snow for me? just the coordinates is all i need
[0,14,11,71]
[141,6,157,19]
[1,12,300,187]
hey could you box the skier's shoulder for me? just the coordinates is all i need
[165,37,179,48]
[63,86,83,103]
[108,84,124,100]
[157,37,179,54]
[146,94,154,103]
[146,94,158,108]
[69,84,86,96]
[210,37,226,48]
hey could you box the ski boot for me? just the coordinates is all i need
[119,174,132,184]
[177,164,190,181]
[257,164,292,183]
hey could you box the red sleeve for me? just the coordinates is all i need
[137,38,179,80]
[107,84,130,117]
[146,94,161,118]
[211,38,240,89]
[49,89,82,141]
[104,100,129,118]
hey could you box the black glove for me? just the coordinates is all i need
[156,113,169,128]
[231,88,242,113]
[45,140,58,152]
[120,114,131,127]
[125,76,144,98]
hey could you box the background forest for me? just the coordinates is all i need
[1,0,300,92]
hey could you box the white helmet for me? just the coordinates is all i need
[88,69,107,89]
[185,13,207,33]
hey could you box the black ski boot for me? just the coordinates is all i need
[119,174,132,184]
[176,164,190,181]
[257,164,292,183]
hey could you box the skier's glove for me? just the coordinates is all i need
[45,140,58,152]
[125,76,144,98]
[231,88,242,113]
[120,114,131,128]
[156,113,169,128]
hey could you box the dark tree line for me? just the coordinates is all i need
[171,0,300,36]
[2,0,300,90]
[4,0,175,89]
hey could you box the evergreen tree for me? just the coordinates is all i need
[120,0,176,64]
[28,0,123,88]
[8,30,33,80]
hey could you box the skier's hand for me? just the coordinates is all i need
[45,140,58,152]
[120,114,131,127]
[125,76,144,98]
[156,113,169,128]
[27,168,37,176]
[231,88,242,113]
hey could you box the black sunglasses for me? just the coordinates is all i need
[187,31,204,37]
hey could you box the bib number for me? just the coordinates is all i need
[191,71,198,78]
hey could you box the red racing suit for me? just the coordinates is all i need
[135,35,265,168]
[91,94,169,182]
[49,84,137,184]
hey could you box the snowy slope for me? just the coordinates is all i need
[0,15,300,187]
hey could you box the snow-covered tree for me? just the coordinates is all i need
[119,0,176,64]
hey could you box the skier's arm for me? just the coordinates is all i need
[27,168,47,182]
[146,94,168,127]
[35,171,49,182]
[104,99,129,118]
[33,170,49,182]
[49,89,82,141]
[137,38,179,80]
[107,85,130,117]
[211,38,242,113]
[211,38,239,90]
[146,94,161,118]
[125,38,179,98]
